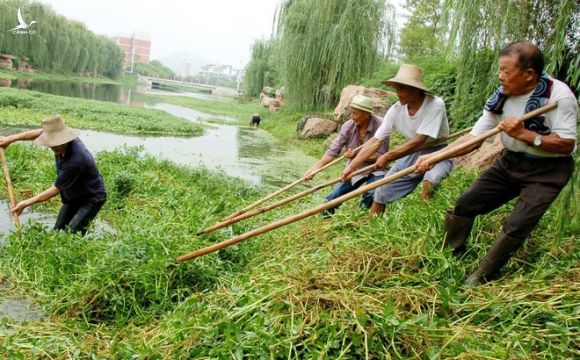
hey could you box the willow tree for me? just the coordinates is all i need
[244,39,279,97]
[443,0,580,126]
[277,0,394,109]
[0,0,123,78]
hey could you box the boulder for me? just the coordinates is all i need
[260,93,274,107]
[268,99,281,111]
[455,135,504,170]
[298,117,338,139]
[275,86,285,100]
[262,86,275,97]
[334,85,393,123]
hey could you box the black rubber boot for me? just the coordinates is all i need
[465,232,526,286]
[443,211,474,255]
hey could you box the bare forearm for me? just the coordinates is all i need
[26,186,61,206]
[1,129,42,147]
[383,136,427,163]
[347,138,381,171]
[515,131,575,154]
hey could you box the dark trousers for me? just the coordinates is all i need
[54,199,106,236]
[323,173,383,216]
[453,150,574,240]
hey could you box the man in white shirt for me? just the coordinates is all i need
[342,64,453,216]
[416,41,577,285]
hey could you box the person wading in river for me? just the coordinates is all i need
[0,115,107,235]
[304,95,389,216]
[415,41,577,285]
[341,64,453,216]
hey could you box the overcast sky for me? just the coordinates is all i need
[39,0,405,68]
[39,0,279,67]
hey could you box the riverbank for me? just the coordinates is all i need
[0,68,138,87]
[148,94,332,159]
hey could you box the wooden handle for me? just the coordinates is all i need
[0,148,20,228]
[198,127,473,235]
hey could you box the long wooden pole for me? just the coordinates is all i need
[197,127,473,235]
[220,127,473,222]
[220,144,366,222]
[177,103,556,262]
[0,148,20,229]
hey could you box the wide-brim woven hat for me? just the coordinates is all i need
[381,64,431,93]
[34,115,80,147]
[350,94,374,113]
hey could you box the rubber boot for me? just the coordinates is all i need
[465,232,525,286]
[443,211,474,255]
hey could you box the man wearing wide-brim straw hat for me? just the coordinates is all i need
[341,64,453,215]
[304,95,389,216]
[0,115,106,235]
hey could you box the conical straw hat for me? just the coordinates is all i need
[381,64,431,93]
[34,115,80,147]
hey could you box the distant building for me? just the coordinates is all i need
[178,61,191,77]
[114,32,151,69]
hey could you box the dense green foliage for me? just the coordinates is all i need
[275,0,394,109]
[0,88,204,136]
[398,0,446,58]
[443,0,580,125]
[132,60,176,79]
[0,0,124,78]
[0,139,577,357]
[243,39,280,97]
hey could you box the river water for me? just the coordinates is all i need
[0,78,317,323]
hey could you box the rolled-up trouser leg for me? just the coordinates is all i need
[443,211,474,255]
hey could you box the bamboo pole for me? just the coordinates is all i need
[220,144,366,222]
[220,127,473,222]
[197,127,473,235]
[177,102,556,262]
[0,148,20,228]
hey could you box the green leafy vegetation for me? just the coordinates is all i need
[0,1,123,78]
[244,39,280,97]
[274,0,395,109]
[0,139,576,358]
[443,0,579,126]
[0,87,204,136]
[132,60,176,79]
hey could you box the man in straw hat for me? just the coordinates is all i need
[304,95,389,216]
[415,41,577,285]
[341,64,453,215]
[0,115,107,235]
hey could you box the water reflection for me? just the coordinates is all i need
[0,78,220,105]
[0,78,125,103]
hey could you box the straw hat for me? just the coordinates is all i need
[34,115,80,147]
[381,64,431,93]
[350,95,374,113]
